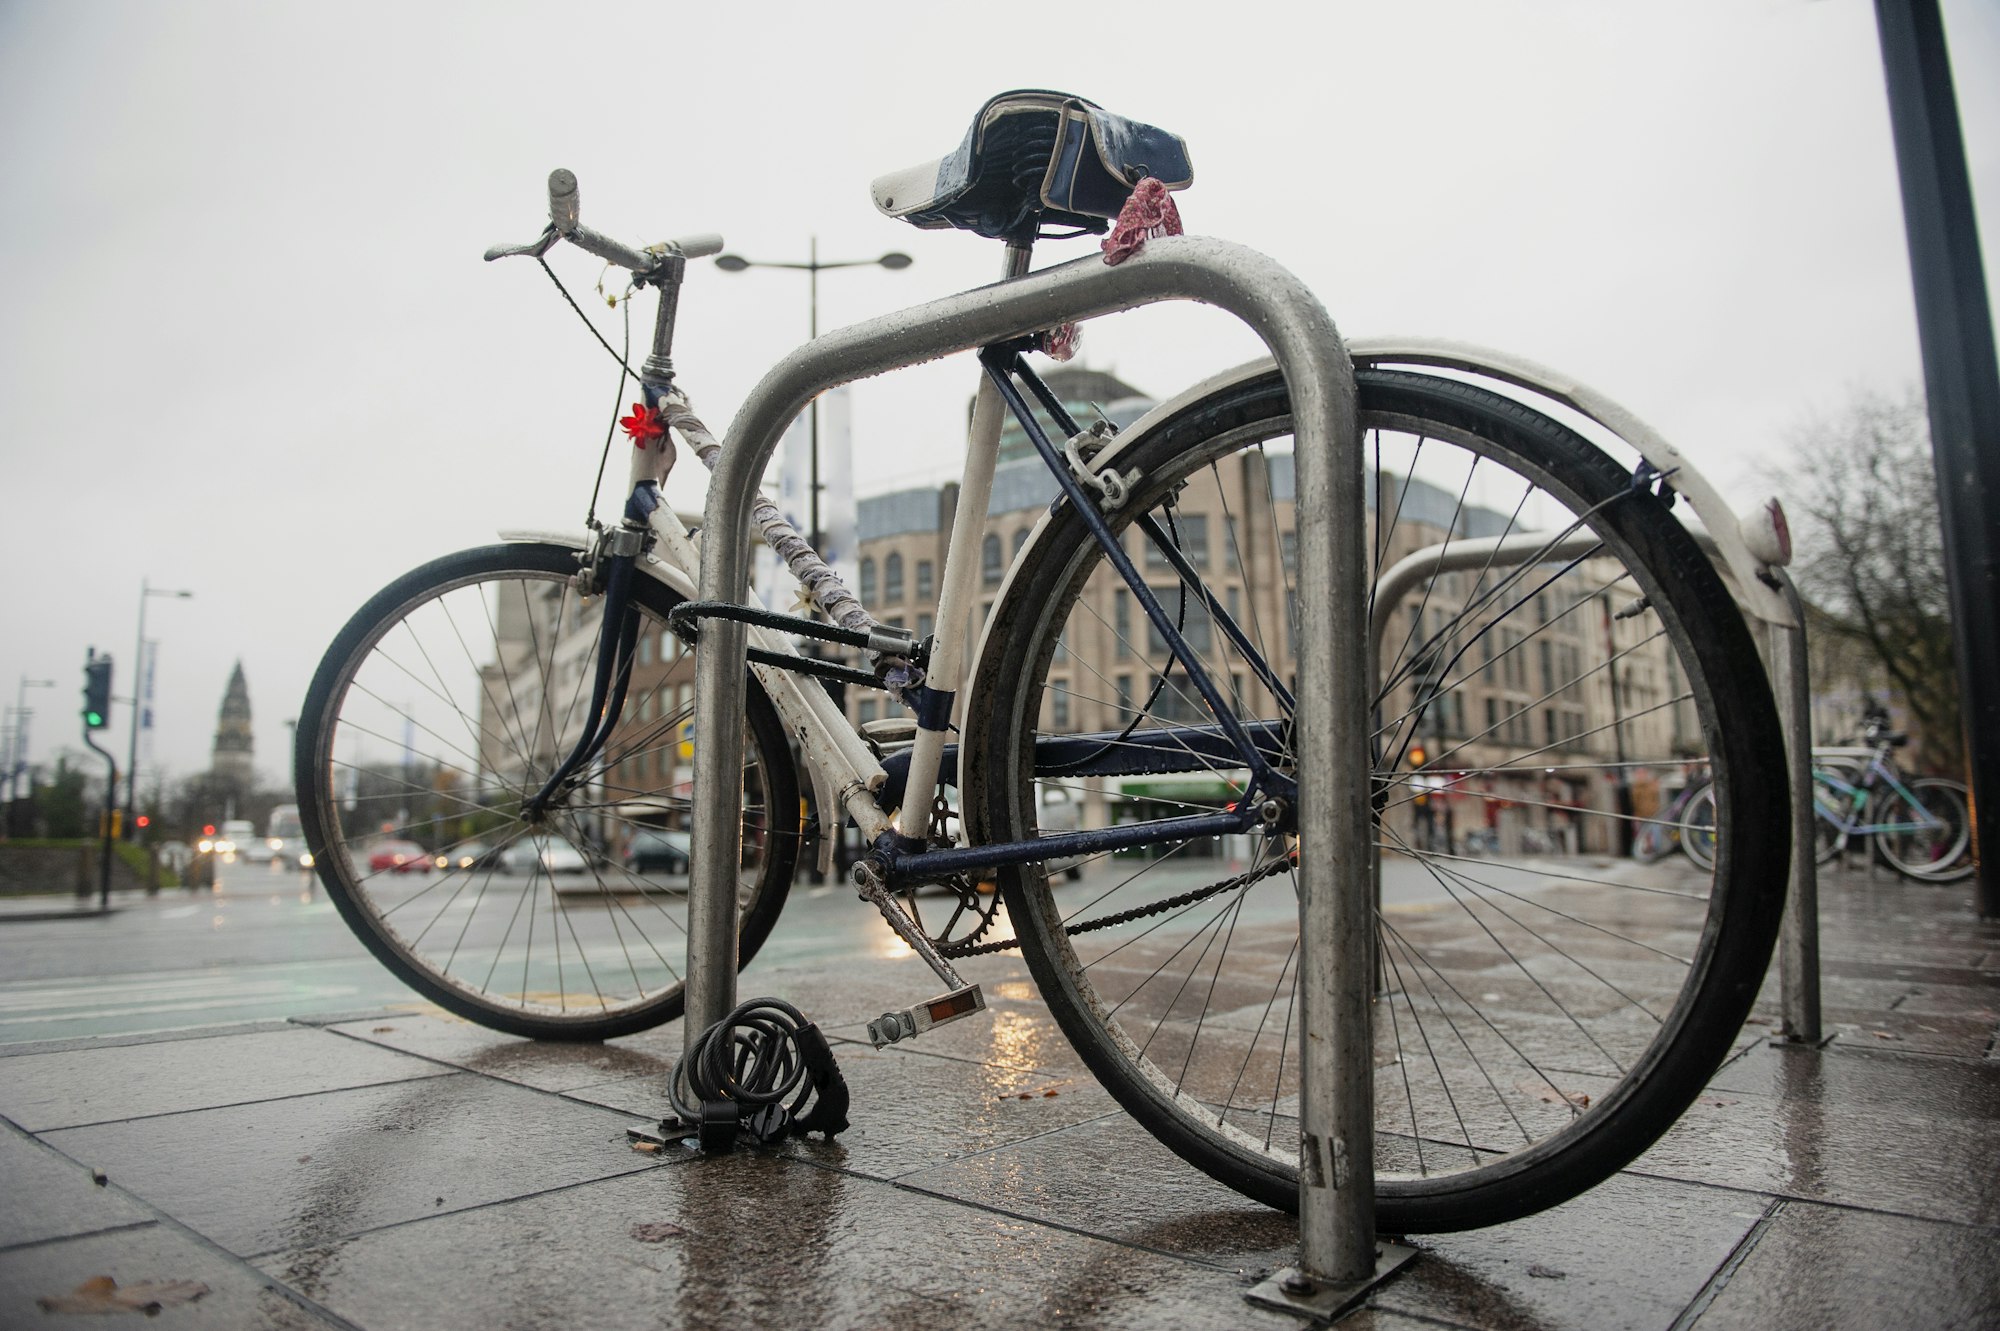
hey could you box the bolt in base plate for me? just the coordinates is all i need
[1245,1243,1417,1321]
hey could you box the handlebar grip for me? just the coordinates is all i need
[668,232,725,260]
[548,168,580,235]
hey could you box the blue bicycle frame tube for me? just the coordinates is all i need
[980,347,1294,807]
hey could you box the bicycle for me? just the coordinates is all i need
[1630,766,1711,864]
[1680,713,1970,881]
[295,90,1789,1234]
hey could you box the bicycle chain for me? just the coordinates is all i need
[940,853,1295,959]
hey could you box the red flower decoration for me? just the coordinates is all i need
[620,402,666,446]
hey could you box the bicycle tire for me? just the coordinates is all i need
[296,542,800,1040]
[966,367,1788,1233]
[1871,776,1973,883]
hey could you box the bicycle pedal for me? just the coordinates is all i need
[866,984,986,1048]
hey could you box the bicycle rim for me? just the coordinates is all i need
[969,368,1788,1232]
[296,542,798,1039]
[1873,777,1974,882]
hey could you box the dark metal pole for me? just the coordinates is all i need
[1601,595,1635,856]
[123,579,148,842]
[82,731,117,909]
[1874,0,2000,914]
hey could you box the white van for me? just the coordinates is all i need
[264,804,306,868]
[218,819,257,859]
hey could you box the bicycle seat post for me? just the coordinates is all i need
[885,237,1035,854]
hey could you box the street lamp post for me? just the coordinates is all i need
[4,676,56,836]
[712,239,912,551]
[125,580,193,840]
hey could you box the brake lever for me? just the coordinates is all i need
[483,223,560,263]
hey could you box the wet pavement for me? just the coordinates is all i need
[2,860,1997,1329]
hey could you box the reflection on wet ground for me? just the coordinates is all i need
[1,860,1996,1329]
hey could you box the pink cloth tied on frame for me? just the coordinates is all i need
[1101,177,1183,266]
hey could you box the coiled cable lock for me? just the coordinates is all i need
[630,998,850,1153]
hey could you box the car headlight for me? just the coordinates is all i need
[197,839,214,852]
[299,851,315,868]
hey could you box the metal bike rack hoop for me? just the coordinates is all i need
[684,234,1386,1286]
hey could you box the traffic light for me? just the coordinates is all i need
[1409,744,1428,768]
[135,815,150,829]
[82,652,113,730]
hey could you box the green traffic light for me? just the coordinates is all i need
[85,710,104,727]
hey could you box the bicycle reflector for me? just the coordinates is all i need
[82,653,112,730]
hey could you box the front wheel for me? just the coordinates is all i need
[296,542,800,1040]
[1871,776,1973,882]
[967,368,1789,1233]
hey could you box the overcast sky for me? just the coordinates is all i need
[2,0,1994,789]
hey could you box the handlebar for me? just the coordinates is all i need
[481,169,724,271]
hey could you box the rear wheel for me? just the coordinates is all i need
[297,542,799,1040]
[968,368,1788,1232]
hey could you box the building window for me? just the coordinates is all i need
[859,557,876,602]
[1051,690,1070,729]
[1114,590,1132,657]
[1485,696,1498,732]
[1146,514,1208,569]
[1539,639,1554,695]
[661,629,676,661]
[884,553,903,603]
[916,613,933,641]
[1116,674,1134,714]
[858,700,877,724]
[982,533,1003,585]
[1147,603,1213,656]
[1013,527,1030,557]
[1281,529,1298,573]
[637,636,651,666]
[916,559,934,600]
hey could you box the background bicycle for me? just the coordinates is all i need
[1679,703,1969,881]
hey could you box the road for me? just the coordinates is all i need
[0,858,909,1046]
[0,846,1615,1047]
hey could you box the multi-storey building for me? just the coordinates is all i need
[477,365,1702,860]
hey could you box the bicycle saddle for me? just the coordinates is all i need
[870,90,1192,241]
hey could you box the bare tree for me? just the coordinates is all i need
[1769,387,1960,770]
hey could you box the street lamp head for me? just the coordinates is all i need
[713,253,751,272]
[878,251,914,270]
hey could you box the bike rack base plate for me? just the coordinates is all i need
[1245,1243,1418,1321]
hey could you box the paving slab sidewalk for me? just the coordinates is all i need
[1,865,1997,1331]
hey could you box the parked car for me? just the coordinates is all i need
[367,839,432,874]
[502,835,589,876]
[435,840,506,871]
[623,829,692,877]
[1036,782,1086,881]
